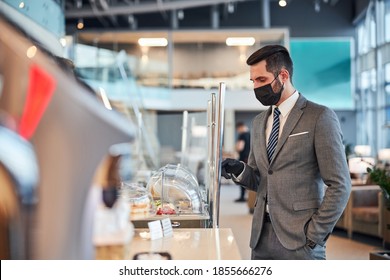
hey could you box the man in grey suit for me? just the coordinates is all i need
[221,45,351,260]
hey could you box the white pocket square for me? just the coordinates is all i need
[289,131,309,137]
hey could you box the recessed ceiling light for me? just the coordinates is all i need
[226,37,255,46]
[138,38,168,47]
[77,18,84,30]
[279,0,287,7]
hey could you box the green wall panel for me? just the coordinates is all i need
[290,39,353,110]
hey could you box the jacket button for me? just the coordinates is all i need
[268,170,273,175]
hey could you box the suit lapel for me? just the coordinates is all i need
[271,94,307,163]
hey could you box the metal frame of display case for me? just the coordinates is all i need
[207,82,226,228]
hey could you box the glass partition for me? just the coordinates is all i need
[180,111,208,175]
[70,43,161,176]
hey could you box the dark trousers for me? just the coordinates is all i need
[251,217,326,260]
[239,186,246,199]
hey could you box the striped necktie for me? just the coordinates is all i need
[267,107,281,162]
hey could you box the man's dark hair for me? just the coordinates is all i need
[246,45,294,81]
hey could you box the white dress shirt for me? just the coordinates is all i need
[264,90,299,212]
[266,90,299,145]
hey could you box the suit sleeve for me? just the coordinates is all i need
[232,122,260,191]
[306,107,352,246]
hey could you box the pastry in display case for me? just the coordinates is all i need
[120,182,156,219]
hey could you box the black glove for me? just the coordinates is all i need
[221,158,244,179]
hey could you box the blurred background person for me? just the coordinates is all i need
[234,122,250,202]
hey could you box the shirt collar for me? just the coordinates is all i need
[273,90,299,117]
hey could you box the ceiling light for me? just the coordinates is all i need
[128,15,137,29]
[226,37,255,46]
[279,0,287,7]
[138,38,168,47]
[26,45,37,58]
[77,18,84,30]
[177,10,184,20]
[314,0,321,12]
[128,15,135,24]
[227,2,235,13]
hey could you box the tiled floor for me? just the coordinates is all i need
[218,183,384,260]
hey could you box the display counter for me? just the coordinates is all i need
[95,228,241,260]
[131,214,210,228]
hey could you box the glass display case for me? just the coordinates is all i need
[147,164,205,215]
[130,163,209,228]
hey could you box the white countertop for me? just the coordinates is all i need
[95,228,242,260]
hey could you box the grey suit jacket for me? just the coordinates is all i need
[233,94,351,250]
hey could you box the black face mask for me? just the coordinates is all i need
[254,75,284,106]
